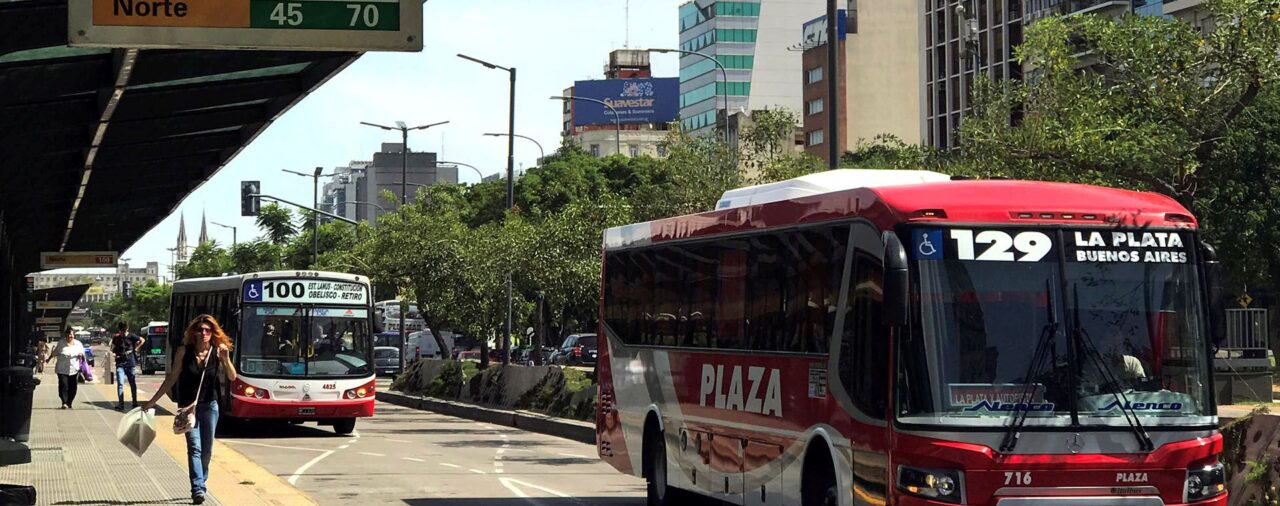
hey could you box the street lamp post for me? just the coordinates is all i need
[359,120,450,206]
[483,133,545,164]
[649,48,729,144]
[283,167,333,266]
[458,52,517,366]
[210,222,237,246]
[550,95,621,155]
[434,161,486,182]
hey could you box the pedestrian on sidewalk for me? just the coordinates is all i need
[143,314,238,505]
[112,322,144,410]
[34,338,49,374]
[46,329,86,409]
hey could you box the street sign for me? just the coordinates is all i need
[40,251,118,269]
[35,317,63,324]
[44,331,62,338]
[24,276,34,292]
[39,325,61,332]
[68,0,422,51]
[35,301,74,310]
[1239,294,1254,308]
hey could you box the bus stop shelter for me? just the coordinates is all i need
[0,0,360,462]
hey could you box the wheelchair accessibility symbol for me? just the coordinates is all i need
[913,230,944,260]
[244,281,263,302]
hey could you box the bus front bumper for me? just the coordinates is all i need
[229,396,374,419]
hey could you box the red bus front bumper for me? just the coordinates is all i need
[229,396,375,419]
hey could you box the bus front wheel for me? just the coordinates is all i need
[333,418,357,435]
[801,443,838,506]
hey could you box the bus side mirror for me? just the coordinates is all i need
[1202,243,1227,348]
[884,232,910,327]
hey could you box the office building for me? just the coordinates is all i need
[678,0,827,137]
[32,262,161,305]
[320,143,458,224]
[925,0,1211,150]
[561,50,678,158]
[799,4,923,163]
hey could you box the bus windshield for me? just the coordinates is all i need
[896,226,1213,428]
[239,306,372,377]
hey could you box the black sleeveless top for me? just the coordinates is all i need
[177,345,220,405]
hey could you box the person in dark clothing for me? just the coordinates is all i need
[112,322,144,410]
[142,315,237,505]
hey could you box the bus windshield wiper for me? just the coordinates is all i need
[1000,278,1059,453]
[1071,286,1155,452]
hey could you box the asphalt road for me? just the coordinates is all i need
[125,373,649,505]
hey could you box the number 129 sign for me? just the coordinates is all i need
[913,229,1054,262]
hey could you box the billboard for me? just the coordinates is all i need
[572,78,679,127]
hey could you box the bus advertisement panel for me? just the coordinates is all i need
[595,171,1226,506]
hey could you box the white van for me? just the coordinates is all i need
[406,330,454,360]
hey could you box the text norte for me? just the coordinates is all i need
[699,364,783,417]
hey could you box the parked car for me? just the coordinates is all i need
[374,346,401,376]
[487,348,507,363]
[554,334,597,366]
[457,350,481,362]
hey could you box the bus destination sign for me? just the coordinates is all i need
[68,0,422,51]
[243,279,368,305]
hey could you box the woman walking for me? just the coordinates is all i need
[45,329,86,409]
[142,315,237,505]
[34,339,49,374]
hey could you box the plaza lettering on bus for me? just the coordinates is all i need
[698,364,783,417]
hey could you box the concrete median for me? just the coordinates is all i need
[377,390,596,445]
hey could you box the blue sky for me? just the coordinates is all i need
[113,0,686,276]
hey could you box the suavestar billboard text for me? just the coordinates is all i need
[572,78,679,127]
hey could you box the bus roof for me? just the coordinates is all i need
[604,175,1194,250]
[172,271,368,294]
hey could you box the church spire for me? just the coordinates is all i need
[176,213,189,264]
[198,210,210,245]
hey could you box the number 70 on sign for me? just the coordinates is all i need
[251,0,399,30]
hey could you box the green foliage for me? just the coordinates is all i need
[255,203,297,245]
[87,281,172,330]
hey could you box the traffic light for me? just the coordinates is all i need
[122,281,133,300]
[241,181,260,216]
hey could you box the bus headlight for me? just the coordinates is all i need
[898,465,964,504]
[1185,462,1225,502]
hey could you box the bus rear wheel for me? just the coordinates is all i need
[645,422,682,506]
[333,418,356,435]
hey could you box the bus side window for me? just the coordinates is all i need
[839,224,888,420]
[717,248,746,350]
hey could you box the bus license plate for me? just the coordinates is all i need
[297,407,315,415]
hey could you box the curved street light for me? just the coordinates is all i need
[358,120,450,205]
[435,161,486,182]
[648,48,729,144]
[550,95,621,155]
[483,133,545,163]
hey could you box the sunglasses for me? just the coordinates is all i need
[199,326,214,334]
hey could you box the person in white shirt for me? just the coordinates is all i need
[45,329,86,409]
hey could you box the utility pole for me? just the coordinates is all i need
[826,0,839,169]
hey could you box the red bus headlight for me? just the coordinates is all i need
[343,380,376,400]
[897,465,963,504]
[234,380,270,400]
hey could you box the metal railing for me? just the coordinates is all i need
[1224,308,1269,350]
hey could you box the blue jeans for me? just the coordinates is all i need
[184,400,219,495]
[115,365,137,404]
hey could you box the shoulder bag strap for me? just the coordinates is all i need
[192,348,212,404]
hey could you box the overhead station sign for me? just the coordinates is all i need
[68,0,422,51]
[40,251,117,269]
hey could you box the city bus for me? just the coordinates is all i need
[139,321,168,375]
[169,271,376,434]
[596,170,1227,506]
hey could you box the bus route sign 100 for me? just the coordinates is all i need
[69,0,422,51]
[243,279,367,305]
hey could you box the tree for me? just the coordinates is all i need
[255,203,297,245]
[88,281,172,330]
[176,242,232,279]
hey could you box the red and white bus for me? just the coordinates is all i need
[170,271,376,434]
[596,170,1227,506]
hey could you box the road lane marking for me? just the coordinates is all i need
[497,449,505,455]
[499,477,573,499]
[222,440,329,452]
[403,457,425,462]
[352,429,361,438]
[557,452,591,459]
[387,438,412,443]
[470,469,487,475]
[358,452,386,457]
[338,445,350,449]
[347,439,357,444]
[288,450,336,485]
[500,434,509,439]
[494,462,504,467]
[495,469,504,474]
[440,463,461,469]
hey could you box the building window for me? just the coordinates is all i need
[590,144,601,157]
[807,66,823,84]
[657,145,668,157]
[808,98,824,116]
[808,129,824,146]
[629,145,639,157]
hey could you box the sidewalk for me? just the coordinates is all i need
[0,369,225,505]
